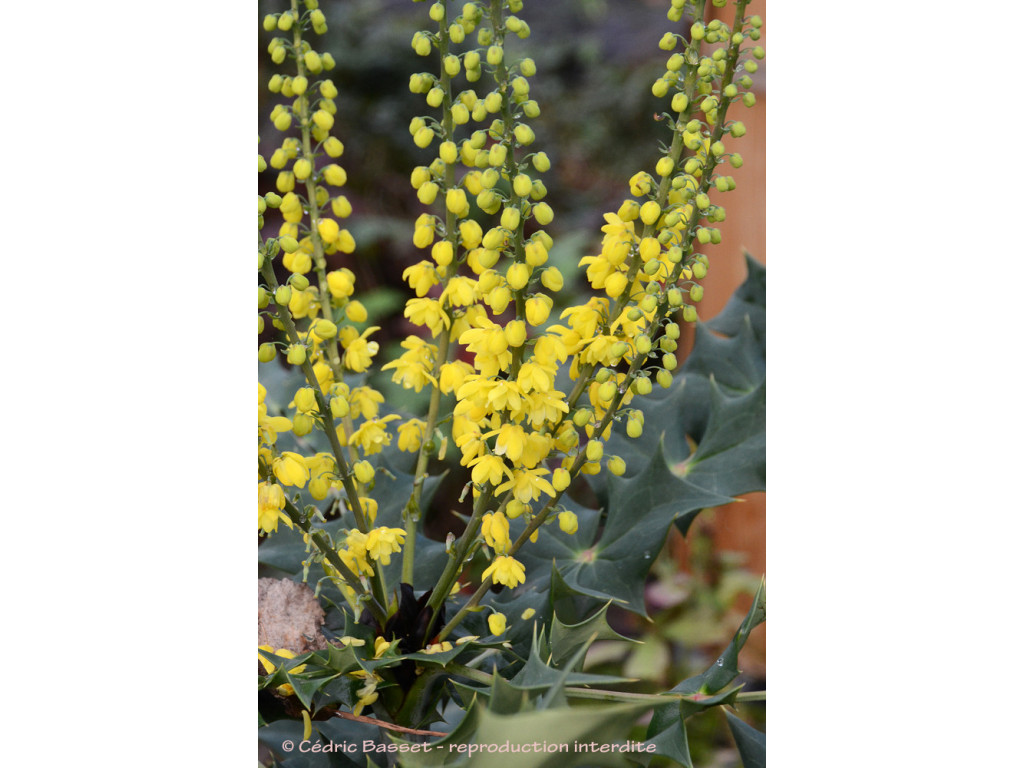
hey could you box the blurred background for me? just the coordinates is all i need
[259,0,764,761]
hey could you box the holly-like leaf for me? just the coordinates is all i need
[517,441,733,618]
[670,579,765,707]
[645,703,693,768]
[706,252,765,352]
[725,711,766,768]
[549,601,636,668]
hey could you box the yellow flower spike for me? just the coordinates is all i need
[488,612,507,636]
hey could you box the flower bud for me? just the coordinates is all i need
[640,200,661,226]
[314,319,338,339]
[552,468,571,492]
[572,408,591,428]
[487,612,507,636]
[292,413,314,437]
[633,377,652,396]
[274,285,292,306]
[507,263,530,291]
[330,396,349,418]
[682,305,698,323]
[532,202,553,225]
[258,343,277,363]
[287,344,307,366]
[598,380,617,402]
[414,126,435,148]
[513,124,535,145]
[689,285,704,303]
[505,319,526,347]
[657,370,673,388]
[486,45,503,66]
[558,511,578,534]
[607,457,626,476]
[636,335,652,355]
[501,206,521,231]
[353,461,375,485]
[586,440,604,461]
[540,267,563,292]
[627,417,643,437]
[323,164,347,186]
[659,32,676,50]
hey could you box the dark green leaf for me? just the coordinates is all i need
[725,711,766,768]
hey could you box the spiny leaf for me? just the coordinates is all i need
[725,711,766,768]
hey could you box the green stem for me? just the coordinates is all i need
[446,664,764,704]
[424,485,494,639]
[399,0,461,586]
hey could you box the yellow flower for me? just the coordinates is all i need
[422,640,454,655]
[258,482,291,534]
[491,422,528,462]
[481,512,511,554]
[404,298,451,337]
[273,452,309,488]
[439,275,478,308]
[364,527,406,565]
[402,260,439,297]
[342,327,381,373]
[381,338,438,392]
[487,612,507,636]
[348,415,401,455]
[558,511,579,535]
[326,268,355,298]
[348,387,384,419]
[496,467,557,503]
[397,418,427,452]
[481,555,526,589]
[467,454,512,486]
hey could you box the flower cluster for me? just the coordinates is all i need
[257,0,418,620]
[258,0,763,652]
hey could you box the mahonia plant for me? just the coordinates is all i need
[259,0,765,761]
